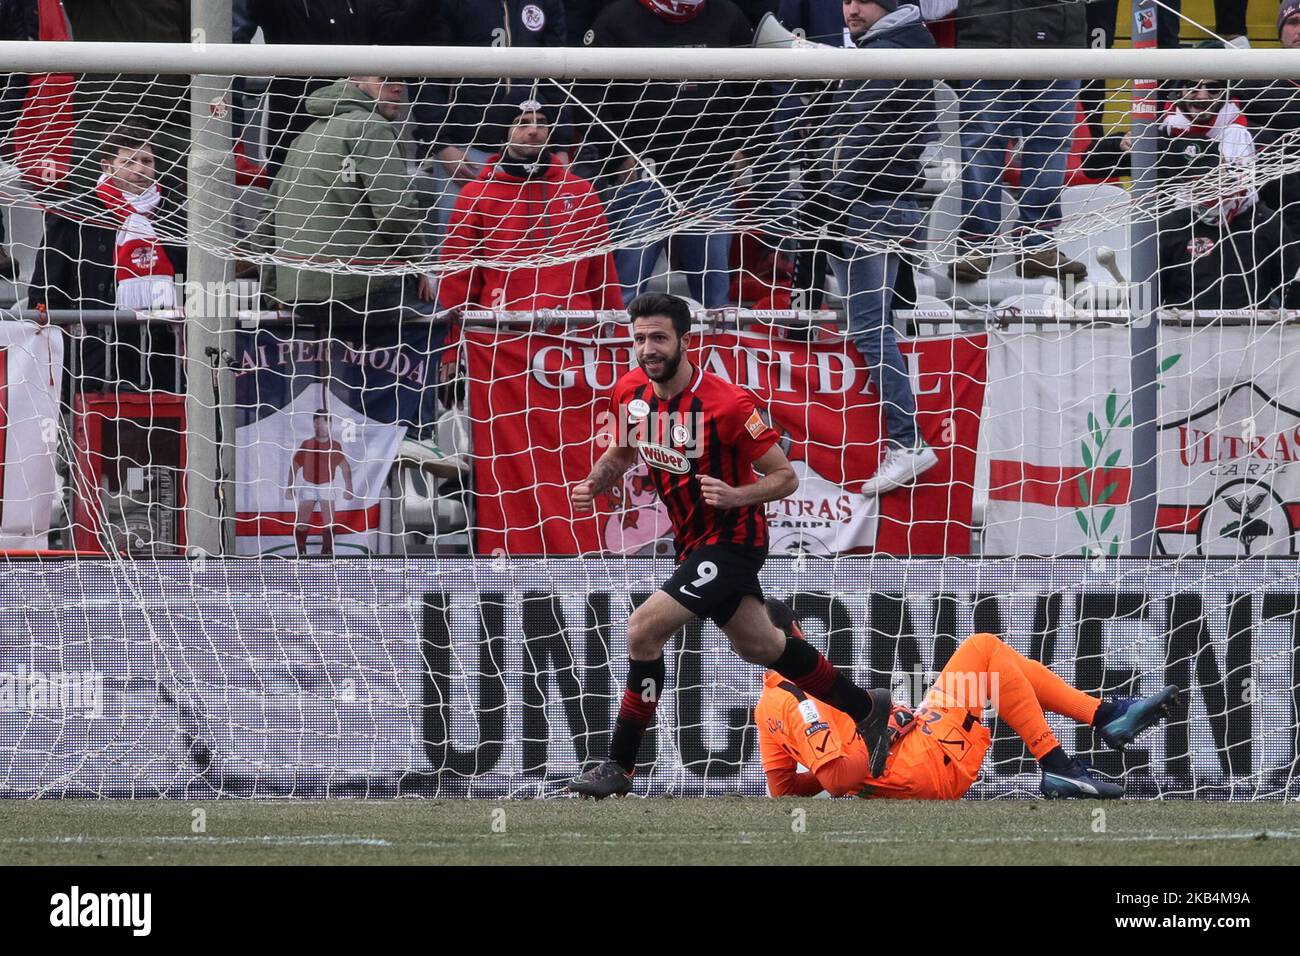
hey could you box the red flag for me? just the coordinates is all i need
[466,330,986,557]
[11,0,75,188]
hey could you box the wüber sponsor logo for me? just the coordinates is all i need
[637,444,691,476]
[50,886,151,936]
[639,442,691,475]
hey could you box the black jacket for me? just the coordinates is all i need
[239,0,370,44]
[373,0,570,154]
[579,0,760,193]
[1158,202,1300,310]
[1241,79,1300,236]
[811,6,937,210]
[28,210,187,393]
[63,0,187,40]
[955,0,1086,49]
[565,0,611,44]
[1242,79,1300,151]
[0,0,35,39]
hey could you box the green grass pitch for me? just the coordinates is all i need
[2,799,1299,865]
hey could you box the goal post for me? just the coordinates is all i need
[2,40,1299,80]
[0,33,1298,798]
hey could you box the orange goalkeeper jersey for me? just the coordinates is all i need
[754,670,991,800]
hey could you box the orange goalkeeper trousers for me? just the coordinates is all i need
[935,632,1101,760]
[858,633,1102,799]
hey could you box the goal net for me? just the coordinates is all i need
[0,34,1297,799]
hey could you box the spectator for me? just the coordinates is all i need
[94,125,176,310]
[1242,2,1300,237]
[949,0,1089,283]
[234,0,376,179]
[771,0,857,315]
[1160,79,1255,180]
[1157,166,1299,311]
[372,1,571,242]
[1156,73,1300,310]
[580,0,757,309]
[811,0,939,495]
[437,100,623,313]
[29,124,185,392]
[1084,75,1257,185]
[256,77,434,328]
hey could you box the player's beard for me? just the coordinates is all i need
[638,342,684,382]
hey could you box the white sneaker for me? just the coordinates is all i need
[859,444,939,497]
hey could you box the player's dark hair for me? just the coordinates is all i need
[314,408,329,419]
[764,598,800,639]
[627,292,691,338]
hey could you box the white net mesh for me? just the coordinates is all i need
[0,20,1298,798]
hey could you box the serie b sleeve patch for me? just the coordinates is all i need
[745,409,766,439]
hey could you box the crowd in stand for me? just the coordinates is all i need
[2,1,1299,416]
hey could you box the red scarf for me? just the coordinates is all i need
[638,0,706,23]
[95,175,177,309]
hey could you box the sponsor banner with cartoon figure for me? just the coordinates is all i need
[231,329,437,556]
[465,329,985,556]
[1156,325,1300,558]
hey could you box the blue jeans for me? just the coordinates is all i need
[956,80,1079,246]
[831,200,924,450]
[606,177,733,308]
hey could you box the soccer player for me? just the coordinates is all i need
[756,599,1178,799]
[566,292,896,798]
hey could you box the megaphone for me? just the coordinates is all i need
[752,12,835,49]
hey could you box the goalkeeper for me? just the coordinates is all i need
[755,600,1177,799]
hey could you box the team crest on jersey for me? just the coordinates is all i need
[521,4,545,31]
[672,423,691,445]
[1188,236,1216,259]
[640,442,691,474]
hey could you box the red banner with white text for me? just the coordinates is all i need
[466,330,986,557]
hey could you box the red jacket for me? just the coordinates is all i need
[438,156,624,312]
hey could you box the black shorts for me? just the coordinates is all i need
[661,544,766,628]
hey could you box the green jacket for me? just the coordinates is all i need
[259,80,430,305]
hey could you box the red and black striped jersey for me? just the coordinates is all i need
[609,365,780,559]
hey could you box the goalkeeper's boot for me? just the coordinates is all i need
[567,761,633,800]
[855,688,896,779]
[1040,758,1124,799]
[1097,684,1179,751]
